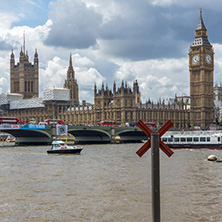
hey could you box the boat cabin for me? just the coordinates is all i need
[51,140,67,150]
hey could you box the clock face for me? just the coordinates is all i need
[205,54,212,64]
[192,54,199,64]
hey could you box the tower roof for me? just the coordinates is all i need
[66,53,75,79]
[69,53,72,67]
[195,8,207,31]
[191,9,211,47]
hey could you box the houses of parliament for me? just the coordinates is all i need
[0,10,215,129]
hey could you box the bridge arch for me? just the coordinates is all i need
[68,128,111,143]
[0,129,51,145]
[115,128,148,142]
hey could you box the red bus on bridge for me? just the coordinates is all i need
[99,120,117,126]
[0,117,29,124]
[0,117,20,124]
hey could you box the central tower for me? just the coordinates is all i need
[189,9,214,128]
[64,54,79,106]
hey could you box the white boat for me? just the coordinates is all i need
[161,131,222,149]
[5,136,16,143]
[47,140,83,154]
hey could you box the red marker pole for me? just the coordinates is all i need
[151,132,160,222]
[136,120,174,222]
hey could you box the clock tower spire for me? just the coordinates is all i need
[189,9,214,128]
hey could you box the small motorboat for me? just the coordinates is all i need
[47,140,82,154]
[5,136,16,143]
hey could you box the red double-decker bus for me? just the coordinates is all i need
[44,119,64,125]
[0,117,20,124]
[99,120,117,126]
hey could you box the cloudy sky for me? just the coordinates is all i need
[0,0,222,103]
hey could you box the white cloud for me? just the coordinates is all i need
[151,0,177,7]
[72,54,94,67]
[40,56,67,90]
[112,58,189,101]
[79,90,93,102]
[214,44,222,84]
[77,67,105,88]
[26,0,44,10]
[0,13,19,31]
[0,55,10,93]
[82,0,124,24]
[0,77,8,93]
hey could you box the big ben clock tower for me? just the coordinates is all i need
[189,9,214,128]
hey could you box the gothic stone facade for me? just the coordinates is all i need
[10,49,39,99]
[57,81,190,128]
[2,80,190,128]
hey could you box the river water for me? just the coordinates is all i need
[0,143,222,222]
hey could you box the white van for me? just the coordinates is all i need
[39,122,48,125]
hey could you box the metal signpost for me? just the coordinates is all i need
[136,120,174,222]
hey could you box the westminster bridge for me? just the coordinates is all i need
[0,124,151,145]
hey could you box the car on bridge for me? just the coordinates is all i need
[44,119,64,125]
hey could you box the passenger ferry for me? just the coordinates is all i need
[161,131,222,149]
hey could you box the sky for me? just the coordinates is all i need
[0,0,222,103]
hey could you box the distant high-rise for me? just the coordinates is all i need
[10,35,39,99]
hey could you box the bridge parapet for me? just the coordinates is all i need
[0,124,149,145]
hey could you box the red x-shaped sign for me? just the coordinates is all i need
[136,120,174,157]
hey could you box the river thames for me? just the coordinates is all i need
[0,143,222,222]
